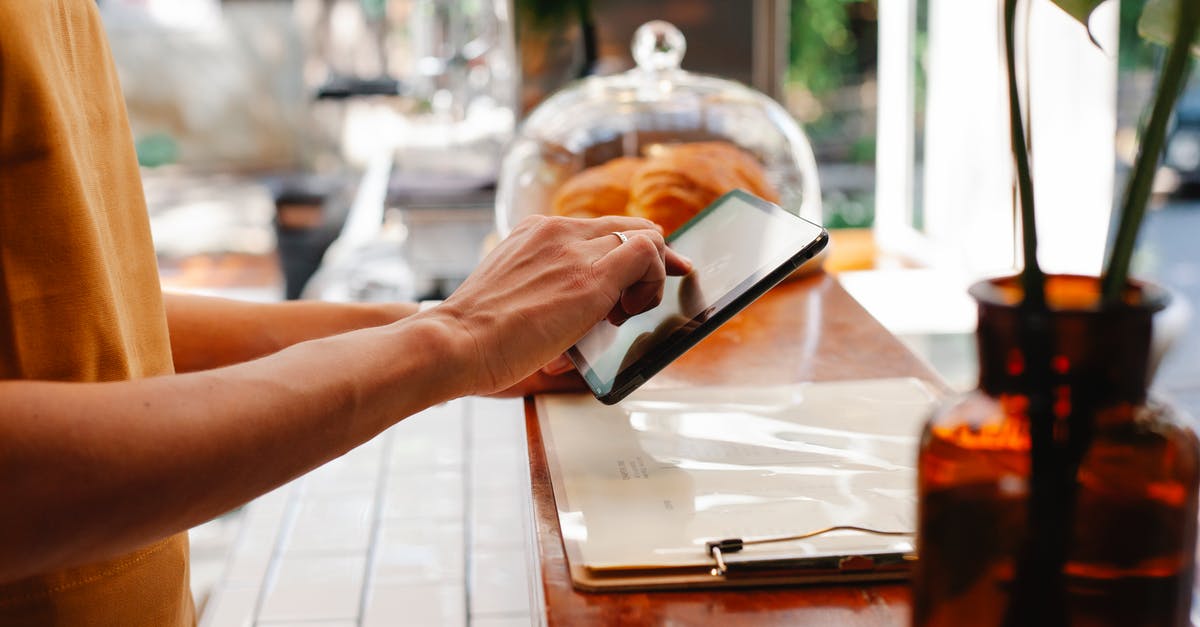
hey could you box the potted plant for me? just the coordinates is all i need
[912,1,1200,625]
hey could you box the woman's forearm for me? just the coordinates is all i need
[0,312,467,584]
[164,292,418,372]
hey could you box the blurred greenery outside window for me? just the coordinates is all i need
[785,0,890,230]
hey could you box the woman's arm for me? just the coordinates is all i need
[0,215,688,584]
[164,293,586,394]
[163,293,418,372]
[0,313,464,584]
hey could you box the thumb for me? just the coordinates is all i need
[542,354,574,375]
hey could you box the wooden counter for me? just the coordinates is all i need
[523,272,947,625]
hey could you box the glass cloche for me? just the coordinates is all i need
[495,20,821,237]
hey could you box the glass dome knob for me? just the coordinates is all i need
[632,21,686,73]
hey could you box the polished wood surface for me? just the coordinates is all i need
[524,273,947,626]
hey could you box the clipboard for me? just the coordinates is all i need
[536,378,941,591]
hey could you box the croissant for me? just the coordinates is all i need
[551,156,645,219]
[627,142,779,234]
[549,142,779,235]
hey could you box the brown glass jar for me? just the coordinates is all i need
[912,275,1200,626]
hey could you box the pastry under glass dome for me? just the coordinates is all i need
[495,20,821,236]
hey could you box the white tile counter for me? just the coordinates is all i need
[197,397,536,627]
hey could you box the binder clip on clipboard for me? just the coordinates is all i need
[706,526,915,578]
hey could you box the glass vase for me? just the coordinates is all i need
[912,274,1200,626]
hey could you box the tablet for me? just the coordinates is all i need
[567,190,829,404]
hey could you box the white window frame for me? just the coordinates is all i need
[876,0,1119,281]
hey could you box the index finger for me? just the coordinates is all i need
[665,247,692,275]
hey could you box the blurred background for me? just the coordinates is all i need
[102,0,881,304]
[97,0,1200,433]
[99,0,1199,419]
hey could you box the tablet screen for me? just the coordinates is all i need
[569,191,826,400]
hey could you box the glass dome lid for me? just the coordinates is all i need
[495,20,821,236]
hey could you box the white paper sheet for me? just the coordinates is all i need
[538,378,941,573]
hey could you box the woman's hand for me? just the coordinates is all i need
[427,215,691,396]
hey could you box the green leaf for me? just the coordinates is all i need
[1049,0,1111,50]
[1139,0,1200,56]
[1050,0,1107,26]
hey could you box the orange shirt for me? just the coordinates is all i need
[0,1,194,624]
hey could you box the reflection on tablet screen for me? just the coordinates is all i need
[573,192,824,396]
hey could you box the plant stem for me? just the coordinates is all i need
[1001,2,1065,625]
[1004,0,1044,309]
[1102,0,1200,305]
